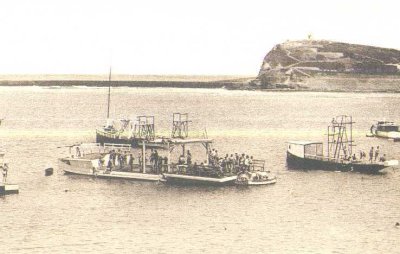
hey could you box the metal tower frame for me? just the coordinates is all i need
[134,116,155,140]
[327,115,354,161]
[171,113,190,138]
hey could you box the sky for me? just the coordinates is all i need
[0,0,399,76]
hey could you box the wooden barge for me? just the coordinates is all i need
[62,124,240,186]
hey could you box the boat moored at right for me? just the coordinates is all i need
[369,121,400,141]
[287,115,398,174]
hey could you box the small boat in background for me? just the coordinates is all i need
[96,68,162,148]
[95,116,164,148]
[369,121,400,141]
[96,67,189,149]
[96,112,192,150]
[97,66,202,149]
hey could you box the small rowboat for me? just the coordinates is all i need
[0,183,19,195]
[235,171,277,186]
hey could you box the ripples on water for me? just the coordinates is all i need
[0,86,400,253]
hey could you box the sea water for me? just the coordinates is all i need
[0,86,399,253]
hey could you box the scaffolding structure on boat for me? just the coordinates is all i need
[171,113,190,139]
[134,116,155,140]
[327,115,354,162]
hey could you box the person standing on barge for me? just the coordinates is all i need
[244,155,250,171]
[154,150,159,172]
[249,156,254,171]
[187,150,192,165]
[374,146,380,161]
[2,164,7,183]
[369,147,374,163]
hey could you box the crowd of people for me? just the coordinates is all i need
[104,150,135,171]
[177,150,192,166]
[170,148,261,176]
[102,149,170,173]
[208,149,258,174]
[97,147,261,176]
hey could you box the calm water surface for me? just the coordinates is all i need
[0,86,400,253]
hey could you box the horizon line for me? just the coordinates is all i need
[0,73,256,82]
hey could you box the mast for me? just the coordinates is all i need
[107,67,112,119]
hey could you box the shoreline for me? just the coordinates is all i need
[0,80,239,89]
[0,79,400,93]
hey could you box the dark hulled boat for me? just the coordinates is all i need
[286,116,398,174]
[95,116,166,149]
[95,68,162,148]
[286,141,387,173]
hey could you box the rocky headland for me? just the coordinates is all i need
[251,40,400,92]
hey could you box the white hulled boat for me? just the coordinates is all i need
[58,143,163,181]
[369,121,400,141]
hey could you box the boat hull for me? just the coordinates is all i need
[235,178,277,186]
[163,173,237,186]
[96,129,166,149]
[58,158,162,181]
[286,152,386,174]
[374,131,400,141]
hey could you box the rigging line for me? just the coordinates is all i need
[107,66,112,119]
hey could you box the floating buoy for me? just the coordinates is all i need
[45,168,54,176]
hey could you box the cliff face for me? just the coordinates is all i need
[254,40,400,91]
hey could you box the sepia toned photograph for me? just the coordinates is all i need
[1,0,399,253]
